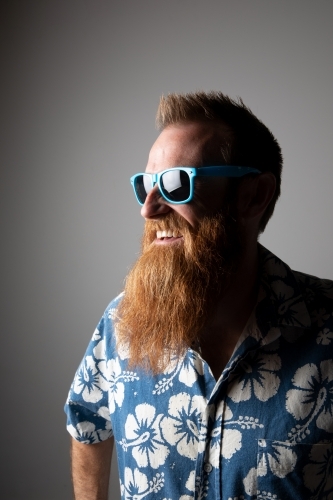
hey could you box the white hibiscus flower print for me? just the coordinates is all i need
[311,308,330,327]
[93,337,108,360]
[91,327,101,341]
[68,421,102,444]
[119,403,169,469]
[160,393,207,460]
[257,439,297,478]
[316,328,333,345]
[73,355,109,403]
[208,404,241,466]
[207,403,264,467]
[120,468,164,500]
[92,339,138,413]
[97,356,139,414]
[221,428,242,461]
[179,468,210,499]
[152,354,183,395]
[153,351,204,395]
[97,405,110,420]
[286,360,333,443]
[100,357,124,413]
[180,470,196,500]
[243,440,297,496]
[303,442,333,499]
[74,339,138,410]
[227,352,281,403]
[91,408,113,440]
[178,350,205,387]
[243,465,258,496]
[270,279,308,327]
[304,277,333,299]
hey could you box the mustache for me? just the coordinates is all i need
[144,212,194,234]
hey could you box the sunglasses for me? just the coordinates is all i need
[130,166,261,205]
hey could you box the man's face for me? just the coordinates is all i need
[141,122,231,237]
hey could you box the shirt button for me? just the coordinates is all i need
[204,463,212,473]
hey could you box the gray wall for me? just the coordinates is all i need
[1,1,333,498]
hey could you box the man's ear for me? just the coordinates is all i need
[236,173,276,222]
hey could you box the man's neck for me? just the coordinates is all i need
[199,242,260,380]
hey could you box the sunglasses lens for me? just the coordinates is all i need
[161,169,190,202]
[134,174,153,204]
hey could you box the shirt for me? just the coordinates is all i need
[65,246,333,499]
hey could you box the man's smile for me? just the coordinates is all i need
[155,229,183,244]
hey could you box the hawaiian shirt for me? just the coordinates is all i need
[65,246,333,500]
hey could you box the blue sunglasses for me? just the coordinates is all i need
[130,166,261,205]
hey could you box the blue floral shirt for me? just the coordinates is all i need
[65,246,333,500]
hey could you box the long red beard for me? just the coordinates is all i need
[117,208,241,373]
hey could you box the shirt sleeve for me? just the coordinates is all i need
[64,297,122,444]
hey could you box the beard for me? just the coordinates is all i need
[117,203,242,373]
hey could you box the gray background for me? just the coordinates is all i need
[1,1,333,498]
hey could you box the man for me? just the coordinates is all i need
[65,92,333,499]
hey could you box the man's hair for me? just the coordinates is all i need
[156,91,283,232]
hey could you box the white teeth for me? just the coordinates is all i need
[156,229,182,239]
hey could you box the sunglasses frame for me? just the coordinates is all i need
[130,166,261,206]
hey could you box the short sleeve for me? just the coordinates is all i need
[64,295,123,444]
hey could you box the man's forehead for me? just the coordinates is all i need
[146,121,231,172]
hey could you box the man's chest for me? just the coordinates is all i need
[109,336,333,499]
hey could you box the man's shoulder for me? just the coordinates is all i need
[103,292,124,320]
[260,245,333,301]
[259,246,333,333]
[292,269,333,304]
[91,292,124,346]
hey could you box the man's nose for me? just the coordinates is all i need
[140,186,171,219]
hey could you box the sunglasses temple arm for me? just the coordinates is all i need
[196,166,261,177]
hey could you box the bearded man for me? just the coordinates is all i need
[65,92,333,500]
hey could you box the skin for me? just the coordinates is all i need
[142,122,231,230]
[71,437,113,499]
[71,121,276,497]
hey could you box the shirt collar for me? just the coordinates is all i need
[256,244,312,332]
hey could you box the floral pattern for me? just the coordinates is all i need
[303,442,333,499]
[120,468,165,500]
[67,420,112,444]
[160,393,207,460]
[286,360,333,443]
[152,350,205,395]
[65,246,333,499]
[72,355,109,403]
[119,403,169,469]
[227,351,281,403]
[257,440,297,478]
[316,328,333,345]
